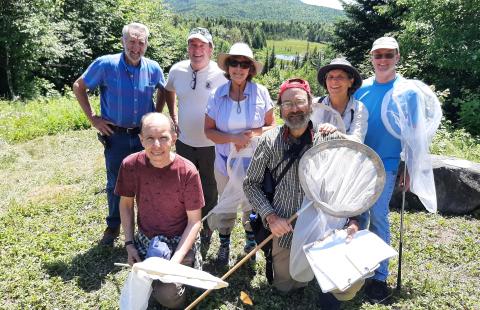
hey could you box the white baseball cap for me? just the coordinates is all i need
[371,37,399,53]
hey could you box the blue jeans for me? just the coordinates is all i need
[104,132,143,228]
[359,170,397,281]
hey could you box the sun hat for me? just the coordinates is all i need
[317,58,362,94]
[371,36,399,52]
[279,78,312,98]
[187,27,213,46]
[217,42,263,75]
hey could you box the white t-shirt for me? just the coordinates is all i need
[165,60,227,147]
[227,98,247,134]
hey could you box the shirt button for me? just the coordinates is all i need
[134,110,138,114]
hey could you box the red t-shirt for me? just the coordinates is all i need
[115,151,204,238]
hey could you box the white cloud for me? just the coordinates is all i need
[300,0,353,10]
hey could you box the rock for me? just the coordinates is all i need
[389,155,480,216]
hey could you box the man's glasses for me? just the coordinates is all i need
[281,98,308,110]
[228,59,252,69]
[191,70,197,90]
[373,52,396,59]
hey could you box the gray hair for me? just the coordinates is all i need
[122,23,150,41]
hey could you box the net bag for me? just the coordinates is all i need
[381,79,442,212]
[206,138,258,220]
[290,134,385,282]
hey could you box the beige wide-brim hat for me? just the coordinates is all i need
[217,42,263,75]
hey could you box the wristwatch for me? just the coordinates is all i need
[124,240,134,247]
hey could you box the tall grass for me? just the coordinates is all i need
[0,97,97,143]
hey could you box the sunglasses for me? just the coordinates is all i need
[228,59,252,69]
[373,52,396,59]
[190,70,197,90]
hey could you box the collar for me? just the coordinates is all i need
[121,52,144,70]
[323,96,356,117]
[217,80,254,98]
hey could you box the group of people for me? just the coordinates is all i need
[73,22,409,308]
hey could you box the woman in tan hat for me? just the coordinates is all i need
[204,42,276,266]
[311,58,368,143]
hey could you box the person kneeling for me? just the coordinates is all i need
[116,112,204,309]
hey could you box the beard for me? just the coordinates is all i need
[283,110,312,130]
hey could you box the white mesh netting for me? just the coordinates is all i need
[290,139,385,283]
[382,79,442,212]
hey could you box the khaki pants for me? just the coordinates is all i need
[150,248,195,309]
[207,168,252,235]
[272,237,308,292]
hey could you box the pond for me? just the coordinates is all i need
[275,54,297,61]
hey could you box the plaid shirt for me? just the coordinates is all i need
[244,122,324,248]
[82,52,165,128]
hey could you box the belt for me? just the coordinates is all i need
[110,125,140,135]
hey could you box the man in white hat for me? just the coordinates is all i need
[158,27,227,249]
[354,36,409,304]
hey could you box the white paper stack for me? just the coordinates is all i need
[303,229,398,292]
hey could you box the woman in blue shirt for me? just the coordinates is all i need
[205,43,276,266]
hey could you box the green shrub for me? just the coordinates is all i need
[431,118,480,162]
[454,90,480,136]
[0,97,98,143]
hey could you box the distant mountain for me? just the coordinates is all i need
[164,0,344,23]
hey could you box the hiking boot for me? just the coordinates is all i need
[99,226,120,246]
[216,243,230,266]
[364,279,392,304]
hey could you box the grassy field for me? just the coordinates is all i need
[266,39,326,56]
[0,98,479,309]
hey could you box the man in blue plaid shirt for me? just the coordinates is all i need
[73,22,165,246]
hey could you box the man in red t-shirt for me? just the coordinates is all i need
[115,112,204,309]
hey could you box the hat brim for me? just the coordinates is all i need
[217,53,263,76]
[317,64,362,93]
[370,44,399,52]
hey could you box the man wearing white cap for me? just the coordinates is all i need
[158,28,227,249]
[354,36,408,304]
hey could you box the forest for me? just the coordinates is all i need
[1,0,478,135]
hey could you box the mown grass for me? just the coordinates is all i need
[266,39,326,56]
[0,98,479,309]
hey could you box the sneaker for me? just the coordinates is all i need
[364,279,392,304]
[216,244,230,266]
[99,226,120,246]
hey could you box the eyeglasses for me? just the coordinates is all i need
[281,98,309,110]
[228,59,252,69]
[191,70,197,90]
[143,136,170,146]
[372,52,396,59]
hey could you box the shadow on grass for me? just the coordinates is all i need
[43,244,127,292]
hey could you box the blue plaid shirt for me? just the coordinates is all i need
[82,52,165,128]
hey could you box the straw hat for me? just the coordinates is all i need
[217,43,263,75]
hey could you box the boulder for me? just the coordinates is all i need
[389,155,480,216]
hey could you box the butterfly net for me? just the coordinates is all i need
[290,136,385,282]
